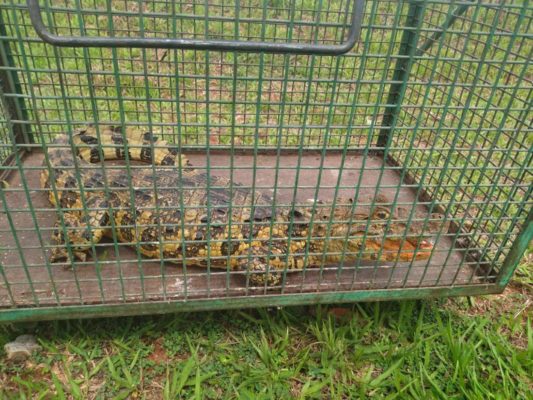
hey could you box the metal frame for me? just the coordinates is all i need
[27,0,365,55]
[0,0,530,323]
[0,285,502,323]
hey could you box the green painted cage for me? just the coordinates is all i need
[0,0,531,322]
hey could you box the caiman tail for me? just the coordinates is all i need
[72,125,188,167]
[40,125,189,206]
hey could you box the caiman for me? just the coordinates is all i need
[41,126,448,286]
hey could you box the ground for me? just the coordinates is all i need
[0,258,531,399]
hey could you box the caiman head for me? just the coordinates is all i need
[311,197,450,262]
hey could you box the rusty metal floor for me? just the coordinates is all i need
[0,151,481,307]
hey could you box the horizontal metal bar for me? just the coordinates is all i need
[0,284,502,323]
[26,0,364,54]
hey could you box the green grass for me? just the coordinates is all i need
[1,270,531,399]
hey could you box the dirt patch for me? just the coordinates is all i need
[445,282,532,349]
[147,338,169,364]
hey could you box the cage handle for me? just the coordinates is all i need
[27,0,364,55]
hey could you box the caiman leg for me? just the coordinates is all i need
[236,236,312,287]
[240,249,333,287]
[236,245,285,287]
[49,196,110,263]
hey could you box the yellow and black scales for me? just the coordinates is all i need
[41,126,447,285]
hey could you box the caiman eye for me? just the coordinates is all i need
[375,209,389,219]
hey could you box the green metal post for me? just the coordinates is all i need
[377,1,424,148]
[496,208,533,289]
[0,11,32,161]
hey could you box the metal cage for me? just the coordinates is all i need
[0,0,531,322]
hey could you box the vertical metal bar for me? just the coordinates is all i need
[346,1,413,289]
[377,1,425,149]
[245,0,268,293]
[284,0,324,293]
[105,1,139,302]
[309,53,343,291]
[203,0,213,297]
[487,99,532,277]
[139,0,166,301]
[347,0,407,291]
[368,0,426,284]
[73,0,122,304]
[0,84,60,304]
[496,208,533,289]
[0,261,15,306]
[288,54,318,292]
[382,2,459,289]
[171,0,189,301]
[224,0,241,295]
[0,11,32,155]
[334,0,381,291]
[266,0,296,294]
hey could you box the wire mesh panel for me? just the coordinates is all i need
[0,0,531,322]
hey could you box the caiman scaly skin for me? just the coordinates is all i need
[41,126,448,286]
